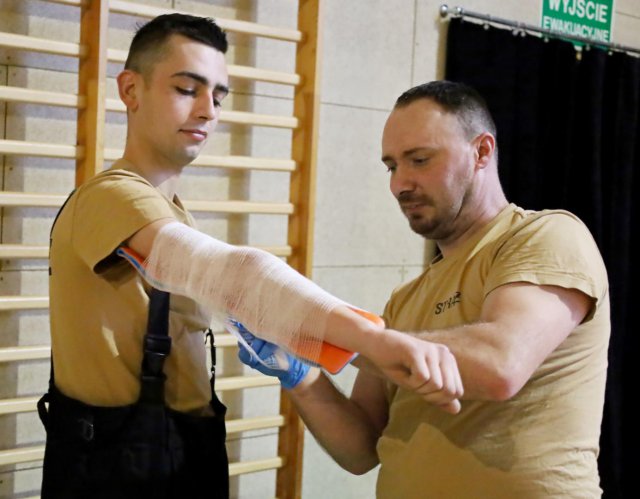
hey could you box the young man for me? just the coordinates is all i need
[240,81,610,498]
[42,15,463,498]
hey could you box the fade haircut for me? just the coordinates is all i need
[395,80,497,141]
[125,13,228,79]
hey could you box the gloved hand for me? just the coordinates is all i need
[231,320,311,390]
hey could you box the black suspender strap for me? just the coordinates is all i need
[140,289,220,406]
[139,288,172,405]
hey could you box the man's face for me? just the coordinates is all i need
[131,34,229,169]
[381,99,478,241]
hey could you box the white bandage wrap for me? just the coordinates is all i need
[144,222,346,362]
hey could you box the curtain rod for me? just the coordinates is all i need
[439,4,640,56]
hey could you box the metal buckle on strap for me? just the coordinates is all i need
[144,335,172,375]
[205,329,216,375]
[78,417,94,442]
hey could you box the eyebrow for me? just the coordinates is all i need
[381,147,432,163]
[171,71,230,96]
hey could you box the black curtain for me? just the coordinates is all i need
[445,18,638,499]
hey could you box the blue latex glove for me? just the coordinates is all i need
[232,320,310,390]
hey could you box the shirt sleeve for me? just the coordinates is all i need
[71,171,176,273]
[484,212,608,310]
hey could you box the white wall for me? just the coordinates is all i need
[0,0,639,498]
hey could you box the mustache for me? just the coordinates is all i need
[397,192,431,205]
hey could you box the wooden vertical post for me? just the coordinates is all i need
[277,0,323,497]
[76,0,108,186]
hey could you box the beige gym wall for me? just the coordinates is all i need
[1,1,639,498]
[307,1,640,498]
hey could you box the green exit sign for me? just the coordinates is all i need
[541,0,615,43]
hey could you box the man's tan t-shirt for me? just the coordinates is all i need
[377,204,610,498]
[49,161,212,413]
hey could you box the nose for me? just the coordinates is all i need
[390,163,415,199]
[196,93,217,122]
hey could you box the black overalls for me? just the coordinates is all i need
[38,287,230,498]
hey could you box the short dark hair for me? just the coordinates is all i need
[125,13,228,77]
[395,80,497,140]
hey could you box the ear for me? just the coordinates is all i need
[117,69,141,112]
[474,132,496,170]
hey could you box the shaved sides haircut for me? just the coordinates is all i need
[125,13,228,79]
[395,80,497,141]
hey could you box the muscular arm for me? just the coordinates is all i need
[414,282,592,400]
[288,368,388,475]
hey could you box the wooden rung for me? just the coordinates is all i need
[190,155,296,172]
[0,85,84,108]
[259,246,292,257]
[0,244,289,260]
[106,49,299,86]
[0,244,49,259]
[226,415,285,434]
[0,333,257,363]
[105,99,298,129]
[215,334,238,348]
[216,375,279,391]
[0,192,293,215]
[108,0,302,42]
[47,0,86,6]
[0,444,283,477]
[0,140,295,171]
[0,87,299,130]
[229,457,285,476]
[0,31,85,57]
[0,376,278,415]
[103,148,297,172]
[221,110,298,129]
[0,139,80,159]
[182,199,293,215]
[0,192,66,207]
[0,346,50,363]
[226,64,300,86]
[0,396,39,415]
[0,445,44,466]
[0,296,49,311]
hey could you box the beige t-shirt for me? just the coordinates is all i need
[49,161,213,413]
[377,204,610,499]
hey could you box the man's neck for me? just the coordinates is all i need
[122,149,183,200]
[437,196,509,258]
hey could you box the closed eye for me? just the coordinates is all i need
[175,86,196,96]
[412,157,429,166]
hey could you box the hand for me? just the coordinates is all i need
[233,321,310,390]
[361,329,464,414]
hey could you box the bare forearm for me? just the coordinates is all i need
[288,369,381,474]
[323,305,383,354]
[416,323,521,400]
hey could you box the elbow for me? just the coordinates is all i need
[342,455,379,476]
[482,363,529,401]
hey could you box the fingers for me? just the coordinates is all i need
[390,338,464,411]
[363,329,464,413]
[237,344,258,367]
[438,399,462,415]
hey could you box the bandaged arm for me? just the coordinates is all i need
[127,220,463,409]
[125,219,384,372]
